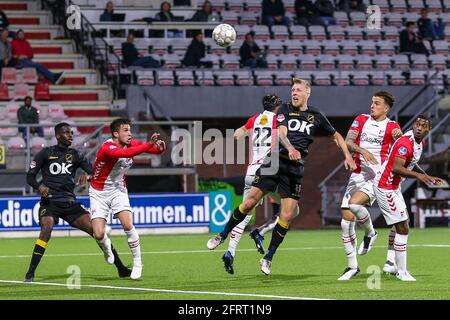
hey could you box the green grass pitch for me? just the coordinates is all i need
[0,228,449,300]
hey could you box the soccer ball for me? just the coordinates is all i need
[212,24,236,48]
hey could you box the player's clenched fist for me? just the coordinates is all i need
[288,147,301,162]
[150,133,160,144]
[38,184,50,198]
[155,140,166,152]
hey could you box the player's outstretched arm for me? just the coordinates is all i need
[104,141,154,158]
[131,137,165,155]
[334,132,356,171]
[393,157,443,185]
[345,128,378,165]
[278,125,301,161]
[233,126,248,140]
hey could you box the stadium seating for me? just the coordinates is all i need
[0,0,448,98]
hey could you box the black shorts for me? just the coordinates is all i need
[252,157,304,200]
[38,200,89,225]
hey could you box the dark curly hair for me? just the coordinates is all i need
[262,94,282,111]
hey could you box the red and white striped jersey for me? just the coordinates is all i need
[374,131,423,190]
[244,110,277,176]
[349,114,400,179]
[90,139,163,191]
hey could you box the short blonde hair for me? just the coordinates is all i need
[292,78,311,92]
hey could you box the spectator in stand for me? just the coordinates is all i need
[100,2,122,37]
[12,29,64,84]
[154,1,183,38]
[182,31,212,68]
[0,10,9,30]
[100,1,114,21]
[315,0,337,26]
[190,1,218,22]
[295,0,321,26]
[0,10,15,37]
[0,28,16,75]
[122,32,160,68]
[400,22,428,55]
[17,96,44,140]
[417,8,445,40]
[262,0,290,28]
[155,1,176,21]
[338,0,366,13]
[240,32,268,68]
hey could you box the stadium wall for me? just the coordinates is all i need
[127,86,434,120]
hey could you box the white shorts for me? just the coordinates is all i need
[341,173,376,209]
[373,186,409,226]
[89,186,132,221]
[244,175,280,206]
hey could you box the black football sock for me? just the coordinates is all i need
[26,239,47,275]
[219,205,248,240]
[264,221,289,261]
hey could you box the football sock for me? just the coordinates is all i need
[110,244,127,270]
[349,204,376,237]
[387,227,396,263]
[259,216,279,236]
[219,205,248,239]
[26,239,47,275]
[394,234,408,272]
[125,227,142,267]
[264,219,289,261]
[341,219,358,269]
[271,203,280,217]
[97,232,113,256]
[228,215,252,257]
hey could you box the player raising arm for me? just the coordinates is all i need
[89,118,166,280]
[372,115,444,281]
[207,78,356,275]
[24,123,131,282]
[338,91,402,281]
[221,94,296,275]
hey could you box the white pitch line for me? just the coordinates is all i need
[0,244,448,259]
[0,280,331,300]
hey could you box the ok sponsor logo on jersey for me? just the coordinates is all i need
[288,119,314,135]
[49,162,73,175]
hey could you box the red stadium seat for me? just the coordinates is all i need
[215,71,235,86]
[48,103,68,120]
[22,68,38,84]
[7,136,26,150]
[196,70,215,86]
[234,70,253,86]
[5,102,19,120]
[0,83,10,100]
[176,71,195,86]
[265,54,280,69]
[1,67,17,84]
[254,70,273,86]
[34,82,51,100]
[14,83,30,100]
[31,136,47,150]
[157,70,175,86]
